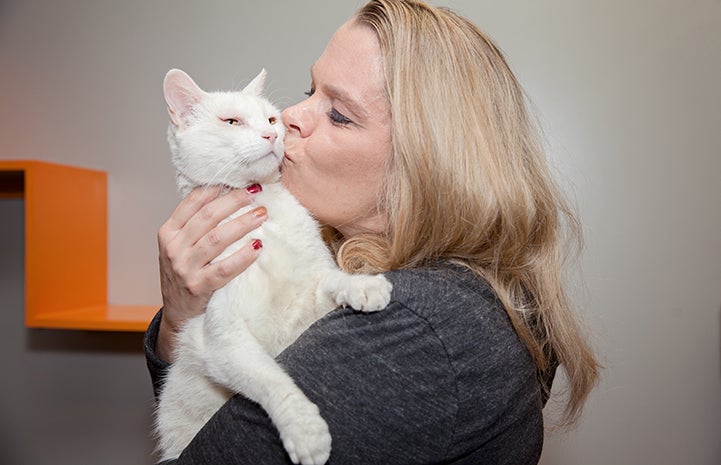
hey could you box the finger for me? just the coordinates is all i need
[201,238,263,291]
[177,187,259,250]
[187,205,267,272]
[164,185,224,232]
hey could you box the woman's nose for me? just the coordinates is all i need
[282,101,312,138]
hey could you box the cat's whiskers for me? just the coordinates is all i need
[201,155,243,193]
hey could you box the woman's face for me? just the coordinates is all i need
[281,21,392,237]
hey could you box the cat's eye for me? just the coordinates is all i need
[223,118,241,126]
[268,117,277,125]
[304,88,315,97]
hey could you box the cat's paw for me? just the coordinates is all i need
[275,394,332,465]
[324,273,392,312]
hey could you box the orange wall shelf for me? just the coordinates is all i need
[0,160,158,331]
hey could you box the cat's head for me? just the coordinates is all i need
[163,68,285,195]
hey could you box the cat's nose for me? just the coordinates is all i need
[262,132,277,145]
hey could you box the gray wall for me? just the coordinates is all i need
[1,1,719,464]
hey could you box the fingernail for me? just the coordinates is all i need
[251,239,263,250]
[252,206,267,218]
[246,184,262,194]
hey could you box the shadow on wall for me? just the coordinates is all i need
[26,328,145,353]
[0,423,22,465]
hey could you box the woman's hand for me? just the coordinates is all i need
[156,185,267,362]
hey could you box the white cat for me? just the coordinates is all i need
[155,68,392,465]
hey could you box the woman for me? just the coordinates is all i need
[146,0,600,463]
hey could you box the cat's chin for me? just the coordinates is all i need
[224,170,281,189]
[245,153,283,184]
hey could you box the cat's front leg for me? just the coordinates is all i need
[205,350,332,465]
[320,270,392,312]
[202,312,331,465]
[265,388,332,465]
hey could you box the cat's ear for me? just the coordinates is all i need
[163,69,206,129]
[242,69,267,97]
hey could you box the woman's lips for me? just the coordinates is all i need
[280,153,292,174]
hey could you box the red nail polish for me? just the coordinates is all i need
[251,239,263,250]
[246,184,262,194]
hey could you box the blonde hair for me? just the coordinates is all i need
[327,0,601,429]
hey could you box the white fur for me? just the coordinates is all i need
[155,69,392,465]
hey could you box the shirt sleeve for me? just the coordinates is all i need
[144,309,171,401]
[152,302,458,465]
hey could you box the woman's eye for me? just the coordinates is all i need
[268,117,277,125]
[223,118,241,126]
[327,108,352,126]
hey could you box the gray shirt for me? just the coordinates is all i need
[145,262,551,464]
